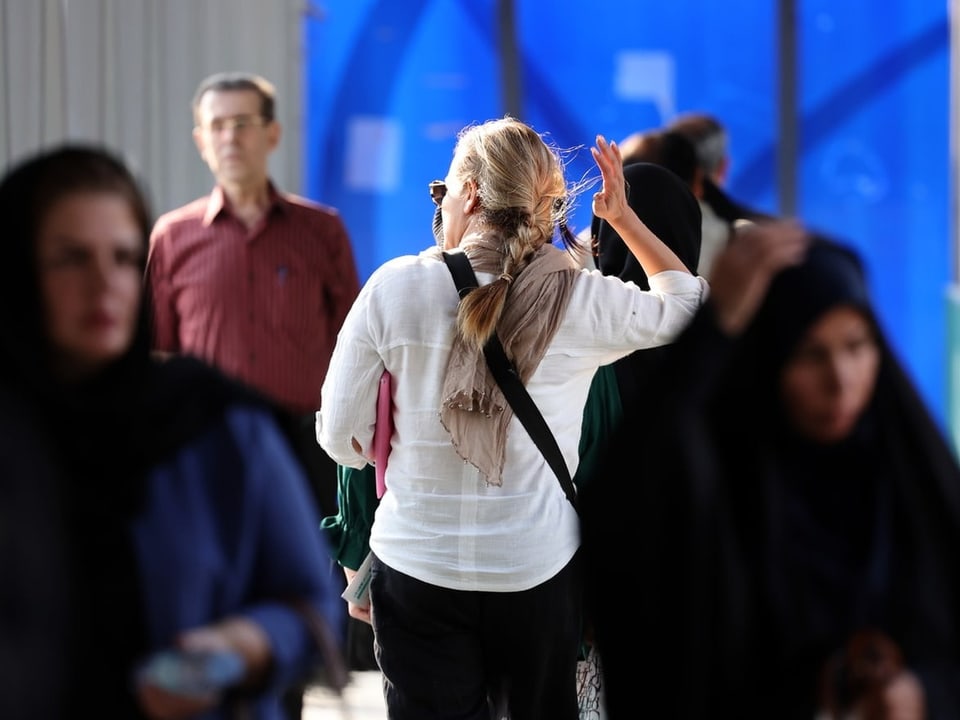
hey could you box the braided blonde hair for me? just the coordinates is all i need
[451,117,575,348]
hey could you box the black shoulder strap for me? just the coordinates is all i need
[441,251,578,513]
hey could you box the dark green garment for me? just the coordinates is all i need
[573,364,623,491]
[320,464,378,570]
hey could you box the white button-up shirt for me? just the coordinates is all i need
[318,249,707,592]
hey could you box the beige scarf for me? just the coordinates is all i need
[425,237,578,486]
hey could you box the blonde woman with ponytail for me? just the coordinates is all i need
[318,117,707,720]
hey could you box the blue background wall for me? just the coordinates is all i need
[304,0,950,427]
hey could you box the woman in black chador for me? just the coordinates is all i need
[580,237,960,719]
[0,145,344,719]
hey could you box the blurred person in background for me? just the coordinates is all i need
[145,71,360,521]
[666,112,774,278]
[0,144,345,719]
[144,72,364,709]
[574,160,702,487]
[580,233,960,719]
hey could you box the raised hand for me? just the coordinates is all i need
[590,135,628,226]
[708,219,809,335]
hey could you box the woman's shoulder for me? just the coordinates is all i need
[363,249,452,296]
[372,249,443,275]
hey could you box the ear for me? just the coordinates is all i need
[463,180,479,214]
[691,167,706,199]
[192,126,207,160]
[714,155,730,185]
[266,120,282,152]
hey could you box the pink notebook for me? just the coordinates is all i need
[372,370,393,498]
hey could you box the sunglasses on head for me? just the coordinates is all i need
[428,180,447,207]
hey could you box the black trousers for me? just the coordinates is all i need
[369,551,582,720]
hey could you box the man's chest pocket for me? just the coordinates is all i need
[267,263,326,336]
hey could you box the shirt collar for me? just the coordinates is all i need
[202,182,288,226]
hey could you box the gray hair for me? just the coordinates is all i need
[666,113,728,177]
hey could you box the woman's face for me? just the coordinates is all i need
[440,152,477,250]
[780,306,880,444]
[36,191,144,379]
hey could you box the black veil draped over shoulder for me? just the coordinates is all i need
[580,240,960,718]
[574,162,703,490]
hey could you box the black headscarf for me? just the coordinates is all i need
[0,145,288,716]
[574,162,704,489]
[747,240,874,379]
[581,239,960,717]
[594,162,702,408]
[0,146,274,474]
[594,161,701,288]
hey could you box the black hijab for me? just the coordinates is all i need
[0,145,286,716]
[594,161,701,288]
[594,162,702,408]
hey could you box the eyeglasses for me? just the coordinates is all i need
[428,180,447,207]
[200,114,267,134]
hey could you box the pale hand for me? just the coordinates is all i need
[708,219,809,335]
[344,566,373,625]
[590,135,629,227]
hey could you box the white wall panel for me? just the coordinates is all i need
[0,0,306,218]
[39,0,66,141]
[2,1,46,156]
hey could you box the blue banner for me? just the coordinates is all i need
[304,0,949,425]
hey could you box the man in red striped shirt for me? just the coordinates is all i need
[145,72,360,518]
[146,71,361,718]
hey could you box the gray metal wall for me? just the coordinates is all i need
[0,0,307,217]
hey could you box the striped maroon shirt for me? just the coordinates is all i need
[146,184,360,415]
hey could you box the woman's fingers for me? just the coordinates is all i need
[741,220,808,274]
[709,220,811,335]
[592,136,620,180]
[591,135,626,222]
[348,602,373,625]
